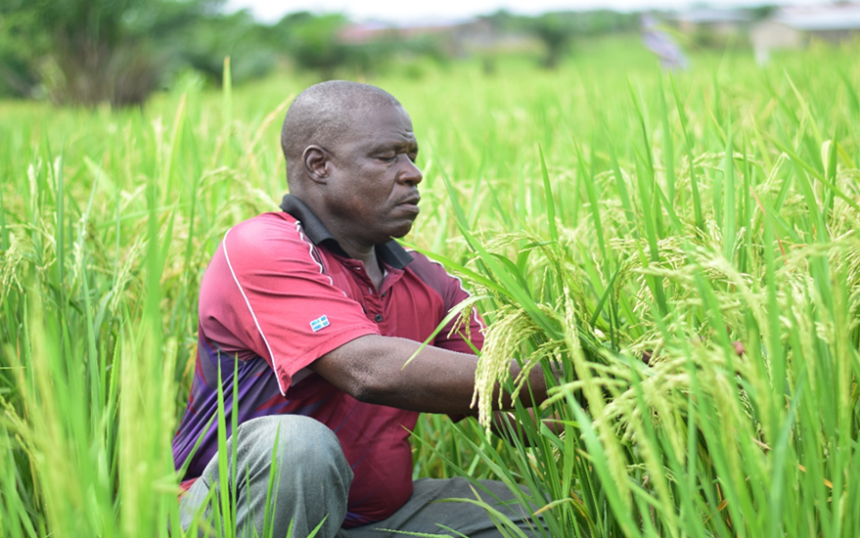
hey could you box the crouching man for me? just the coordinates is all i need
[172,81,551,537]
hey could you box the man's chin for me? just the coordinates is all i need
[384,222,414,242]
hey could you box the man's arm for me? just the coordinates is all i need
[308,334,548,415]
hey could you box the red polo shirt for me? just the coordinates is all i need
[172,195,485,528]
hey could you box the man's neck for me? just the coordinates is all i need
[283,194,387,289]
[338,236,376,267]
[331,229,385,290]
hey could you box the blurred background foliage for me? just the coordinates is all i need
[0,0,646,107]
[0,0,225,105]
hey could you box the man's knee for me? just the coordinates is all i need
[233,415,352,488]
[191,416,352,536]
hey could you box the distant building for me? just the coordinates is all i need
[668,9,751,36]
[751,5,860,64]
[339,22,398,45]
[339,18,529,57]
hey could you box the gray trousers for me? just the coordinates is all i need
[179,415,540,538]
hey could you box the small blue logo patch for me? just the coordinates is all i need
[310,315,330,332]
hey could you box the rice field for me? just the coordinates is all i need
[2,37,860,537]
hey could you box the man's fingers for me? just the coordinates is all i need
[641,350,653,365]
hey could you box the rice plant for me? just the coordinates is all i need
[1,39,859,537]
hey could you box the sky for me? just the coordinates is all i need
[224,0,824,23]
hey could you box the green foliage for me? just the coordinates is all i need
[530,14,576,69]
[748,5,779,21]
[1,38,860,537]
[266,13,448,81]
[0,0,279,105]
[176,9,276,85]
[504,10,640,69]
[408,46,860,537]
[9,0,214,104]
[280,13,352,78]
[0,4,646,103]
[0,0,50,98]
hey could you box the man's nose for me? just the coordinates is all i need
[398,158,423,187]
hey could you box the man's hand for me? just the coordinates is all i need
[489,408,565,446]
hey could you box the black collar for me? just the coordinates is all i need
[280,194,413,270]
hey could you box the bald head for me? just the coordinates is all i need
[281,81,402,188]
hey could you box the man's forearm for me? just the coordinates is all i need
[309,334,551,415]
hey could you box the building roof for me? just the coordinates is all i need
[339,18,472,44]
[669,9,751,24]
[774,5,860,31]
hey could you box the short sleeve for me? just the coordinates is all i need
[405,252,485,355]
[199,214,380,394]
[432,291,485,355]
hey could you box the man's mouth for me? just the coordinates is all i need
[396,194,421,214]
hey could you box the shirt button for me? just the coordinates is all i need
[374,314,383,322]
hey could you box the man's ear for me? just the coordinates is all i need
[302,145,330,184]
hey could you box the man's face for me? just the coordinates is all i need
[324,104,423,246]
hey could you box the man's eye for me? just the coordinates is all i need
[381,154,397,162]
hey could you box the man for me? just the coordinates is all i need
[173,81,552,537]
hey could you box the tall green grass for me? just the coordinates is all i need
[1,39,859,536]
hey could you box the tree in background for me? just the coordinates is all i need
[268,13,421,81]
[271,12,349,79]
[531,13,576,69]
[0,0,50,99]
[177,9,275,86]
[1,0,211,105]
[0,0,423,105]
[526,10,639,69]
[0,2,644,105]
[0,0,279,106]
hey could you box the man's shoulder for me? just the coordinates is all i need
[404,250,442,275]
[229,211,297,237]
[222,211,305,256]
[404,250,464,302]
